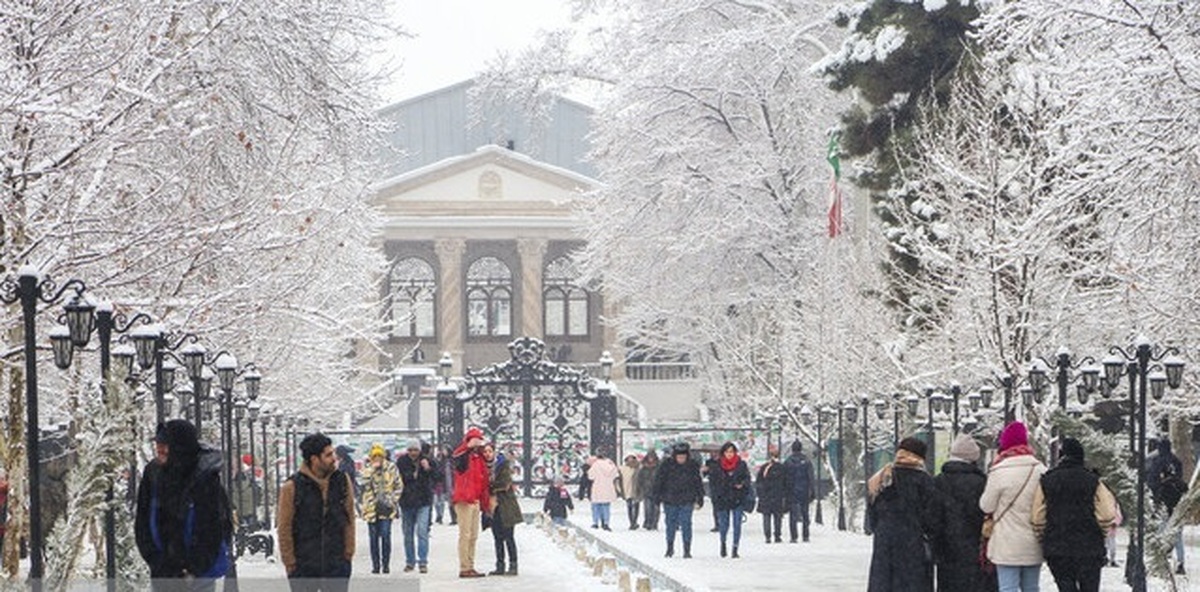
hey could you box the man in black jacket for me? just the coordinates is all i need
[278,433,357,591]
[783,440,813,543]
[396,440,437,573]
[933,434,992,592]
[1032,438,1117,592]
[135,419,233,585]
[652,442,705,558]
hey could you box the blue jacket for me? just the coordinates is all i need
[784,452,813,502]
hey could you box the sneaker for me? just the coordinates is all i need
[419,565,428,574]
[403,565,414,573]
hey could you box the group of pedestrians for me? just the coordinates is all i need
[866,421,1186,592]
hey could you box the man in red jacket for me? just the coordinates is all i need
[452,427,491,578]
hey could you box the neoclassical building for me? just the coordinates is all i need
[360,81,699,431]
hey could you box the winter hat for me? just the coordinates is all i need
[369,444,386,458]
[163,419,200,458]
[407,439,423,451]
[671,442,690,456]
[241,454,253,466]
[1060,438,1085,461]
[791,440,804,454]
[898,437,927,459]
[335,444,355,456]
[464,426,485,442]
[153,422,168,444]
[949,434,981,463]
[998,422,1028,452]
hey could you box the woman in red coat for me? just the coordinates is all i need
[451,427,490,578]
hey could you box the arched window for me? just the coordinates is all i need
[544,256,589,337]
[388,258,436,337]
[466,257,513,337]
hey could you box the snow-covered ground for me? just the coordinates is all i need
[143,498,1198,590]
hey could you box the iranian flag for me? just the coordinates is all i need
[826,132,843,238]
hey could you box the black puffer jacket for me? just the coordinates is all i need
[755,460,791,514]
[709,460,751,511]
[652,457,705,507]
[783,452,813,502]
[867,465,944,592]
[1039,457,1105,559]
[136,448,232,578]
[933,460,993,592]
[396,454,436,508]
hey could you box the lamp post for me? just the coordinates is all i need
[212,354,260,578]
[1,269,92,581]
[260,408,273,527]
[129,325,196,425]
[247,401,261,525]
[860,396,872,535]
[799,405,827,525]
[1027,347,1100,411]
[922,387,939,472]
[1101,337,1185,592]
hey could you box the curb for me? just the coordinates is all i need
[559,519,694,592]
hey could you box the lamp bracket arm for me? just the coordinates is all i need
[113,312,154,334]
[38,277,86,305]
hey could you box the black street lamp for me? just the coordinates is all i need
[860,396,872,535]
[799,404,828,525]
[247,401,261,525]
[1100,338,1184,592]
[1027,347,1100,411]
[260,407,273,527]
[1,269,92,581]
[213,353,260,578]
[129,325,197,426]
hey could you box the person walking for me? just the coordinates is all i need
[587,450,620,531]
[543,477,574,526]
[934,433,995,592]
[866,436,944,592]
[577,456,593,501]
[619,455,642,530]
[395,440,436,573]
[637,451,661,530]
[440,445,457,526]
[451,427,490,578]
[980,421,1047,592]
[702,450,721,532]
[1032,438,1117,592]
[432,447,449,525]
[652,442,705,558]
[135,420,233,588]
[360,444,401,574]
[783,440,814,543]
[486,444,522,576]
[335,444,359,498]
[709,442,751,558]
[1147,436,1188,574]
[278,433,357,591]
[756,446,790,544]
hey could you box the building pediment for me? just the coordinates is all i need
[373,145,597,217]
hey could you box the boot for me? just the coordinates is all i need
[720,541,727,558]
[506,562,518,576]
[683,542,692,559]
[732,546,739,558]
[665,544,674,558]
[489,563,506,576]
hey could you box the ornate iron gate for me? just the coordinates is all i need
[437,337,617,497]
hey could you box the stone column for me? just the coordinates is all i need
[435,238,466,373]
[517,238,548,339]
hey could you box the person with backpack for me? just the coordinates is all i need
[134,419,234,586]
[278,432,357,589]
[1147,436,1188,574]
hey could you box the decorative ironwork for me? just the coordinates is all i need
[451,337,613,496]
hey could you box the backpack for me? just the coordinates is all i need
[1159,464,1188,509]
[150,479,232,578]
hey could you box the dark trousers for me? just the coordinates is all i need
[288,560,351,592]
[1047,555,1103,592]
[626,499,640,528]
[643,498,660,529]
[491,521,518,570]
[368,519,392,571]
[663,504,694,553]
[789,501,810,542]
[762,512,783,541]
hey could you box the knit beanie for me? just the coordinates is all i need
[998,422,1028,452]
[949,434,980,463]
[370,444,386,458]
[898,437,927,459]
[791,440,804,454]
[1060,437,1085,461]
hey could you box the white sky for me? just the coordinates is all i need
[381,0,574,106]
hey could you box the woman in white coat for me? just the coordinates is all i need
[980,421,1047,591]
[588,450,621,530]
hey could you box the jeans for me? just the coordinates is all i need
[552,516,566,526]
[626,499,640,528]
[434,492,446,522]
[368,519,392,571]
[996,564,1040,592]
[715,507,743,549]
[789,501,810,541]
[592,502,611,527]
[401,505,431,567]
[663,504,693,552]
[491,521,518,570]
[643,498,660,529]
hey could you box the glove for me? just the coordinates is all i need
[695,499,704,510]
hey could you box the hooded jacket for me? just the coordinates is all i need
[135,446,231,578]
[451,429,491,508]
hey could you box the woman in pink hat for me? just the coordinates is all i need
[979,422,1047,591]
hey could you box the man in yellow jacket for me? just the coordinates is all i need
[277,433,356,589]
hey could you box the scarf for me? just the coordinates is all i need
[720,455,740,473]
[867,449,926,500]
[992,443,1035,467]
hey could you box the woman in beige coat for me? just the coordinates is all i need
[979,421,1046,591]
